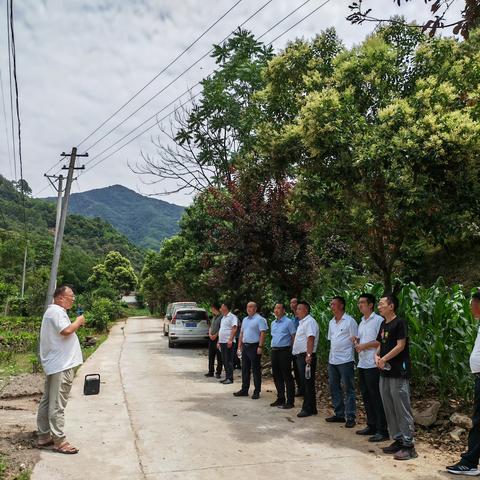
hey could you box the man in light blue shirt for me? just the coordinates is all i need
[234,302,268,399]
[326,296,358,428]
[270,303,297,408]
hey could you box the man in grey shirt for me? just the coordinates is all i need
[205,302,223,378]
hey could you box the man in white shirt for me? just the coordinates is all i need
[326,296,358,428]
[37,285,85,454]
[447,291,480,476]
[217,302,238,385]
[354,293,388,442]
[292,301,319,418]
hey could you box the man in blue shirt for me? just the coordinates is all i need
[270,302,297,408]
[234,302,268,399]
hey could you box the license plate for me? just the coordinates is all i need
[185,322,197,328]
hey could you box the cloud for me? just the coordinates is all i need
[0,0,462,206]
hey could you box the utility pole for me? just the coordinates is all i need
[44,148,87,308]
[45,173,65,248]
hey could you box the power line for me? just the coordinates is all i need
[76,0,244,150]
[80,0,275,155]
[37,0,274,188]
[6,0,16,181]
[78,0,333,178]
[0,69,14,179]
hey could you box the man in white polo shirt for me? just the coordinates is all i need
[292,301,319,418]
[326,296,358,428]
[217,302,238,385]
[37,285,85,454]
[447,291,480,476]
[354,293,388,442]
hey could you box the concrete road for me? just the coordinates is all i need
[32,317,449,480]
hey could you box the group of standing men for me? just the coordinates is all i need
[205,293,418,462]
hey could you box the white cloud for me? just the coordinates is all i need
[0,0,462,206]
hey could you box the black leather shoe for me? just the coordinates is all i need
[279,404,294,409]
[270,399,285,407]
[382,440,403,454]
[356,427,376,436]
[369,433,389,442]
[204,373,214,377]
[297,410,313,418]
[251,392,260,399]
[345,419,356,428]
[233,390,248,396]
[325,415,345,423]
[215,373,222,379]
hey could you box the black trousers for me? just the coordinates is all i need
[296,353,317,414]
[232,338,241,368]
[220,343,234,381]
[241,343,262,394]
[358,367,388,435]
[208,338,222,375]
[461,376,480,467]
[271,347,295,405]
[293,356,304,394]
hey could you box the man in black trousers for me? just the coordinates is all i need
[233,302,268,399]
[292,301,319,418]
[205,302,223,378]
[447,291,480,476]
[290,297,304,397]
[270,302,297,409]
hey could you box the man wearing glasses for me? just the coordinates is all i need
[37,285,85,454]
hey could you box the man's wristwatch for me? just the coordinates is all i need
[306,353,312,357]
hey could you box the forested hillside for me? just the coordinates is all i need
[45,184,184,249]
[0,175,143,314]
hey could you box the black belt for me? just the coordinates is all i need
[243,342,259,346]
[271,346,291,351]
[474,372,480,379]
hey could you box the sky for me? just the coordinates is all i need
[0,0,463,206]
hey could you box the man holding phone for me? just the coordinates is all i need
[37,285,85,454]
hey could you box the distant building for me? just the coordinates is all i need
[121,292,141,308]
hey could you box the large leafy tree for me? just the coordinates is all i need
[88,251,138,295]
[283,25,480,290]
[134,29,273,195]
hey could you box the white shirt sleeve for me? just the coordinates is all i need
[53,310,71,334]
[231,314,238,327]
[349,318,358,337]
[327,320,332,340]
[305,318,317,338]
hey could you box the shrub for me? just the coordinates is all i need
[87,297,123,332]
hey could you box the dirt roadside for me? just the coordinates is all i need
[0,374,43,480]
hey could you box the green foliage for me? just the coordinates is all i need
[87,298,124,332]
[0,175,144,316]
[309,280,478,401]
[88,251,138,295]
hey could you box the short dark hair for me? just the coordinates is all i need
[472,291,480,302]
[53,285,74,299]
[210,302,221,310]
[274,302,286,310]
[359,293,376,306]
[221,301,231,310]
[332,296,346,310]
[382,293,399,312]
[297,300,311,313]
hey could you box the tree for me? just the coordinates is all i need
[283,25,480,290]
[348,0,480,39]
[133,29,273,195]
[88,251,138,295]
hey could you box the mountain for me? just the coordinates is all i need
[0,175,143,296]
[46,185,185,250]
